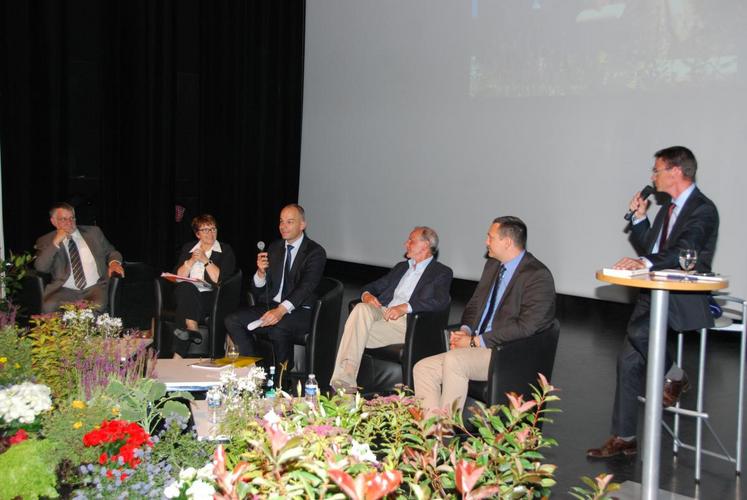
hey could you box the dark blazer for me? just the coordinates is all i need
[461,252,556,348]
[629,186,719,330]
[362,259,453,313]
[174,241,236,286]
[250,235,326,308]
[34,225,123,295]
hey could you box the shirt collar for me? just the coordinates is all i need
[672,183,696,211]
[189,240,222,253]
[286,233,304,249]
[408,255,433,272]
[500,250,526,275]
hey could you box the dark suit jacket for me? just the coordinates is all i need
[461,252,556,348]
[250,234,326,309]
[174,241,236,286]
[628,186,719,331]
[362,259,453,313]
[34,225,122,295]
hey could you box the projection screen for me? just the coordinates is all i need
[299,0,747,301]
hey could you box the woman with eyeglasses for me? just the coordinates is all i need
[172,214,235,345]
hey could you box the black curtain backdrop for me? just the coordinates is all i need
[0,0,306,279]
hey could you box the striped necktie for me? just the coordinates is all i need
[68,238,87,289]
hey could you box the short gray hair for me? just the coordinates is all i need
[414,226,439,254]
[49,202,75,218]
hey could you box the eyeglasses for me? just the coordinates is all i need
[56,216,76,223]
[651,165,675,176]
[198,227,217,233]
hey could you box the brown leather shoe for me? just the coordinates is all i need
[663,374,690,407]
[587,436,637,459]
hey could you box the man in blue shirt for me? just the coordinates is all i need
[414,216,556,415]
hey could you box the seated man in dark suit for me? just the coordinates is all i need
[34,202,124,313]
[224,204,326,367]
[413,216,556,415]
[588,146,719,459]
[330,226,453,392]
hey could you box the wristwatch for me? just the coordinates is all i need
[469,336,477,348]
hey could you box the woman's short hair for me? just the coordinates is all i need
[191,214,218,233]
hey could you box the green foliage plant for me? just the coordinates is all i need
[0,325,34,386]
[0,251,34,325]
[210,374,563,499]
[0,438,60,499]
[98,378,193,435]
[570,473,621,500]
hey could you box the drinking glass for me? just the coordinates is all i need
[226,341,239,363]
[678,249,698,274]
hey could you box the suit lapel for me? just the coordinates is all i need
[666,188,700,245]
[494,252,529,312]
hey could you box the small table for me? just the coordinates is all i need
[596,271,728,500]
[154,357,254,392]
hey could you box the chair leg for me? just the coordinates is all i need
[673,331,685,455]
[737,301,747,475]
[694,327,708,483]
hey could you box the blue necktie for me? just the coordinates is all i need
[476,265,505,336]
[281,244,294,300]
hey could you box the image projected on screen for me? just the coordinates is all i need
[469,0,742,98]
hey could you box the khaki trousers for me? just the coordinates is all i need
[413,347,492,414]
[331,302,407,386]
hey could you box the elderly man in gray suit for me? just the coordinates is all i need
[34,202,124,313]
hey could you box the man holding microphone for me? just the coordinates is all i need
[224,204,326,368]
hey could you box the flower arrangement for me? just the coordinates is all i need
[0,300,622,499]
[0,381,52,429]
[82,419,153,479]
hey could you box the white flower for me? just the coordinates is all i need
[185,479,216,499]
[263,408,281,425]
[163,481,183,498]
[195,462,215,481]
[179,467,197,481]
[349,439,377,463]
[0,382,53,425]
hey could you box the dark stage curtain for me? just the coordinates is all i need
[0,0,305,278]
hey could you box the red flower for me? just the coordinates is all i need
[9,429,28,445]
[83,420,152,479]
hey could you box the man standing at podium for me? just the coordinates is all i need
[588,146,719,459]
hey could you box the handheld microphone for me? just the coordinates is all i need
[623,185,655,221]
[256,241,270,308]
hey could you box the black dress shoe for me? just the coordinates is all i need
[587,436,637,459]
[663,374,690,407]
[173,328,203,345]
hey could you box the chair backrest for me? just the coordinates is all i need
[207,269,244,358]
[401,305,451,387]
[305,277,344,389]
[16,272,48,323]
[485,319,560,406]
[108,262,158,330]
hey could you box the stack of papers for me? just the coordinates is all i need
[601,268,650,278]
[651,270,727,282]
[190,356,261,370]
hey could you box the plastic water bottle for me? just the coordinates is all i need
[206,386,222,425]
[265,366,276,399]
[304,373,318,405]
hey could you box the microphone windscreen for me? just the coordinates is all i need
[257,241,265,252]
[640,185,655,199]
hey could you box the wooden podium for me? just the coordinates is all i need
[596,271,728,500]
